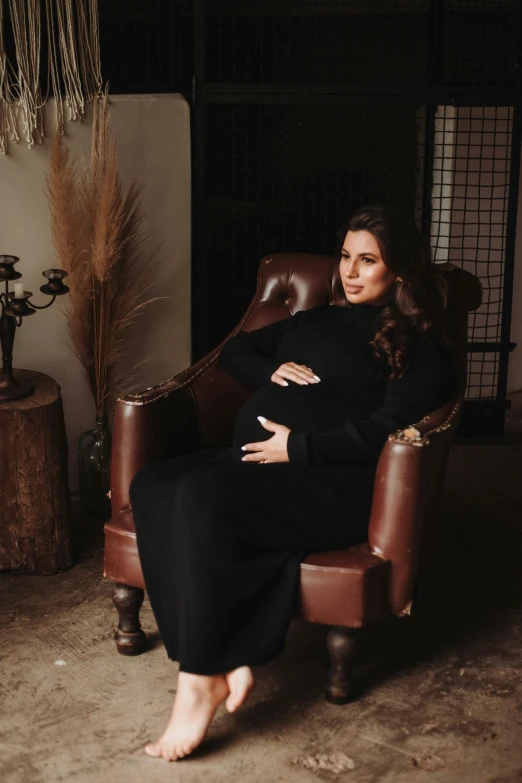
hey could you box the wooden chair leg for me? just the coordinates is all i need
[325,626,358,704]
[112,583,147,655]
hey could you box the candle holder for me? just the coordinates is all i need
[0,255,70,400]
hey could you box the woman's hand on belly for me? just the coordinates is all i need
[240,417,291,464]
[271,362,321,387]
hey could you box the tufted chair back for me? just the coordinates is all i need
[241,253,340,330]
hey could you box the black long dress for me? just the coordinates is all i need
[129,301,456,675]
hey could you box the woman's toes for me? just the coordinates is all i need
[225,694,239,712]
[145,673,229,763]
[225,666,255,712]
[226,697,240,713]
[162,745,179,762]
[144,742,162,757]
[225,689,238,710]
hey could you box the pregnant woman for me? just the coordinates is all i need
[129,203,458,762]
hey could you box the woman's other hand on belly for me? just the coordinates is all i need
[271,362,321,387]
[241,417,291,464]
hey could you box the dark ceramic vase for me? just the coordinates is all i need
[78,414,112,517]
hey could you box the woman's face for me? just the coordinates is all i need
[339,230,400,305]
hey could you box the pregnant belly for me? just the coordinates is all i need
[231,382,353,460]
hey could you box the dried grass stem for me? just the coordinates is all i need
[47,90,166,419]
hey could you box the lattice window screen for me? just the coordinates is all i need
[417,105,513,401]
[206,103,420,340]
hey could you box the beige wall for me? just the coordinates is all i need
[0,95,191,492]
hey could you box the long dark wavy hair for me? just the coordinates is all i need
[337,203,456,380]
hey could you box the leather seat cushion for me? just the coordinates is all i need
[104,512,391,628]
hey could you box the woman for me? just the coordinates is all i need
[129,203,458,762]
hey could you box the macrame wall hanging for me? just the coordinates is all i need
[0,0,102,154]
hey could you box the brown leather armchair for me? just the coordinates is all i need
[104,253,482,703]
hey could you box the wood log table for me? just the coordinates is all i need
[0,369,74,574]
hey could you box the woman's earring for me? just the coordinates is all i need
[396,278,403,287]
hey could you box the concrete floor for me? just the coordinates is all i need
[2,394,522,783]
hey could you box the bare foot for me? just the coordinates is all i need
[144,672,229,761]
[225,666,255,713]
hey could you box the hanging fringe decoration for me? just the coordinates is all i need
[0,0,103,154]
[7,0,45,148]
[77,0,103,103]
[0,1,19,153]
[45,0,64,138]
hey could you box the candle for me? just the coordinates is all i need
[13,281,24,298]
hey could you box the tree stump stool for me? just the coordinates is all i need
[0,369,74,574]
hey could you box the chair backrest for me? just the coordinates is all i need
[240,252,340,331]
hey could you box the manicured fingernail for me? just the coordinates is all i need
[282,381,288,386]
[257,416,267,423]
[314,375,321,381]
[241,445,247,450]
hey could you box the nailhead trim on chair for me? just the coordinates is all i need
[119,355,219,406]
[117,253,337,407]
[117,255,317,407]
[118,292,260,406]
[389,396,462,447]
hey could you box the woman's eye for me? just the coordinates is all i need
[341,255,374,264]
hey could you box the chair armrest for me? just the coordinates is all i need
[110,348,253,519]
[367,396,462,615]
[109,379,200,518]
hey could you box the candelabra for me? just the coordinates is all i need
[0,255,70,400]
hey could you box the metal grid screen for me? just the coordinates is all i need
[205,0,517,86]
[99,0,193,93]
[194,0,521,431]
[206,0,430,85]
[418,106,514,402]
[206,103,419,331]
[205,103,514,405]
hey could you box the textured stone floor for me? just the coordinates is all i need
[1,393,522,783]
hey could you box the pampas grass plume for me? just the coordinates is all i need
[47,89,166,419]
